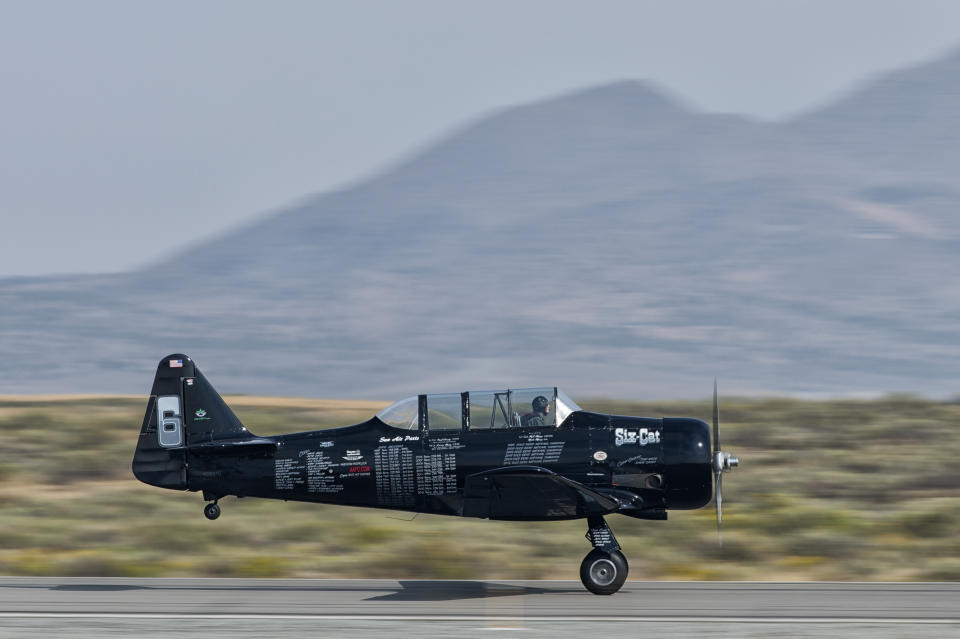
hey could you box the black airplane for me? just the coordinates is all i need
[133,354,739,595]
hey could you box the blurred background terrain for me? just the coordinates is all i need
[1,394,957,580]
[2,37,960,399]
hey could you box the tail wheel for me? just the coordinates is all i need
[580,549,628,595]
[203,502,221,520]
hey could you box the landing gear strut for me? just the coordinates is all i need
[203,501,221,520]
[580,516,628,595]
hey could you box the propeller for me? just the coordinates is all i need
[712,379,739,547]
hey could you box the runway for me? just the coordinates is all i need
[1,579,958,638]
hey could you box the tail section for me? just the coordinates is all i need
[132,354,253,490]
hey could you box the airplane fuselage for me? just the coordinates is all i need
[140,405,712,521]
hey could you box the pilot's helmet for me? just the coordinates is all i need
[533,395,549,413]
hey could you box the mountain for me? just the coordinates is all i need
[789,46,960,180]
[2,53,960,399]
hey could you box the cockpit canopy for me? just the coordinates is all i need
[376,387,582,431]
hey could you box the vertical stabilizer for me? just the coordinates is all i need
[132,354,254,490]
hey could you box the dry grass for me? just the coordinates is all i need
[0,394,957,581]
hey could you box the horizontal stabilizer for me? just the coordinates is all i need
[186,438,277,454]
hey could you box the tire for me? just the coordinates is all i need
[204,503,221,520]
[580,549,628,595]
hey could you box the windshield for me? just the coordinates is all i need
[556,389,581,424]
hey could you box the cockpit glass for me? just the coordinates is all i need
[426,393,462,430]
[376,396,419,430]
[468,391,510,430]
[466,387,566,429]
[510,388,557,427]
[379,388,582,431]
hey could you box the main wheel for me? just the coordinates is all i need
[579,549,628,595]
[203,502,221,520]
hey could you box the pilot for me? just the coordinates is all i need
[521,395,551,427]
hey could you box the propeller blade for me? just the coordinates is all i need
[712,378,720,454]
[715,471,723,547]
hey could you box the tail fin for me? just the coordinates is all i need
[132,354,253,490]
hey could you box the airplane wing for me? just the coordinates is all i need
[462,465,620,520]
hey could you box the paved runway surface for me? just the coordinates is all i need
[1,579,958,638]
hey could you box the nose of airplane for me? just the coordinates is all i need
[661,417,712,509]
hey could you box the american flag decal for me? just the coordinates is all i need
[169,359,183,368]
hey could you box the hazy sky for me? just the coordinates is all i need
[2,0,959,276]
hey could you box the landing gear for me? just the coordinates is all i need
[203,501,221,520]
[580,549,628,595]
[580,516,628,595]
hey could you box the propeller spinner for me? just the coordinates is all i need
[712,379,739,546]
